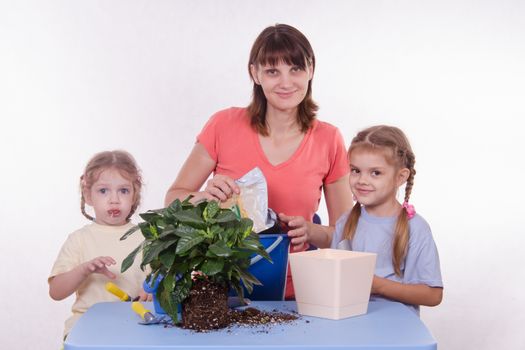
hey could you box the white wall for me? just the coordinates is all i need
[1,1,524,349]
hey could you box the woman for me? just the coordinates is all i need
[165,24,352,299]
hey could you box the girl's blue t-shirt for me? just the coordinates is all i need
[331,206,443,314]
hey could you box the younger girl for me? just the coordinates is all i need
[49,150,150,337]
[331,125,443,312]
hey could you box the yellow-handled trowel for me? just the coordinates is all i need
[105,282,138,301]
[132,302,165,325]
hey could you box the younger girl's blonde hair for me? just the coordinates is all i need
[80,150,143,222]
[344,125,416,277]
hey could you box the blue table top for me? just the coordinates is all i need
[65,300,436,350]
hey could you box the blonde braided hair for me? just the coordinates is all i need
[343,125,416,277]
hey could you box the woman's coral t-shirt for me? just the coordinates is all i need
[197,107,349,298]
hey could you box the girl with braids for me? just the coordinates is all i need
[49,150,150,338]
[331,125,443,313]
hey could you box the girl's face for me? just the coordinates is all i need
[85,168,135,226]
[349,148,409,217]
[250,60,313,114]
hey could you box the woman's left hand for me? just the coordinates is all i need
[278,213,310,250]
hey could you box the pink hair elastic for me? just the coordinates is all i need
[402,201,416,219]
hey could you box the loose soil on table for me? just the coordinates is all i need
[180,279,298,332]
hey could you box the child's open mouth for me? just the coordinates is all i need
[108,209,121,217]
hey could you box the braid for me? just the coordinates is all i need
[403,150,416,203]
[343,202,362,241]
[392,146,416,276]
[127,200,139,221]
[392,210,410,276]
[80,195,94,221]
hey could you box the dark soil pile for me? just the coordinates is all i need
[180,279,298,332]
[181,278,230,331]
[229,306,298,329]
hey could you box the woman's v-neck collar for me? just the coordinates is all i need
[253,119,317,169]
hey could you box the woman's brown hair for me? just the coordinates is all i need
[80,150,143,222]
[247,23,318,136]
[343,125,416,277]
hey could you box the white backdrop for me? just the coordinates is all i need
[1,1,524,349]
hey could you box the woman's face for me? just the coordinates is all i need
[251,60,313,114]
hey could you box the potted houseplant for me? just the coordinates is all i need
[120,196,271,330]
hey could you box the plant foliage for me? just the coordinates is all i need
[121,196,271,322]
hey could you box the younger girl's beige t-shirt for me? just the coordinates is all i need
[49,222,147,337]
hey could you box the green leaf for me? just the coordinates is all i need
[189,256,204,269]
[207,241,233,257]
[239,269,262,286]
[120,225,140,241]
[239,218,254,239]
[142,240,176,266]
[221,227,236,246]
[240,238,263,250]
[215,210,238,223]
[157,225,177,239]
[138,222,156,240]
[172,209,206,228]
[181,196,194,208]
[156,219,167,230]
[121,241,145,273]
[158,274,179,323]
[200,258,224,276]
[230,249,253,261]
[173,261,189,275]
[207,224,223,239]
[168,198,182,211]
[238,268,262,294]
[149,260,162,272]
[176,233,206,255]
[203,200,220,221]
[149,224,159,238]
[139,211,162,223]
[173,274,191,304]
[188,246,205,259]
[173,225,198,238]
[159,250,176,269]
[231,282,245,301]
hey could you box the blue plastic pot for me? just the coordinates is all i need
[244,233,290,300]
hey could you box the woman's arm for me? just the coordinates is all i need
[372,276,443,307]
[281,175,353,249]
[48,256,116,300]
[164,143,220,206]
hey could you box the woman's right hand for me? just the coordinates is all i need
[204,174,240,202]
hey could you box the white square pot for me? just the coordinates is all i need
[289,249,377,319]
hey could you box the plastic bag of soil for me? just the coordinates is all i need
[220,167,278,233]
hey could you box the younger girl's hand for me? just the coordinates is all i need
[204,174,240,202]
[138,290,153,302]
[278,213,309,250]
[82,256,116,279]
